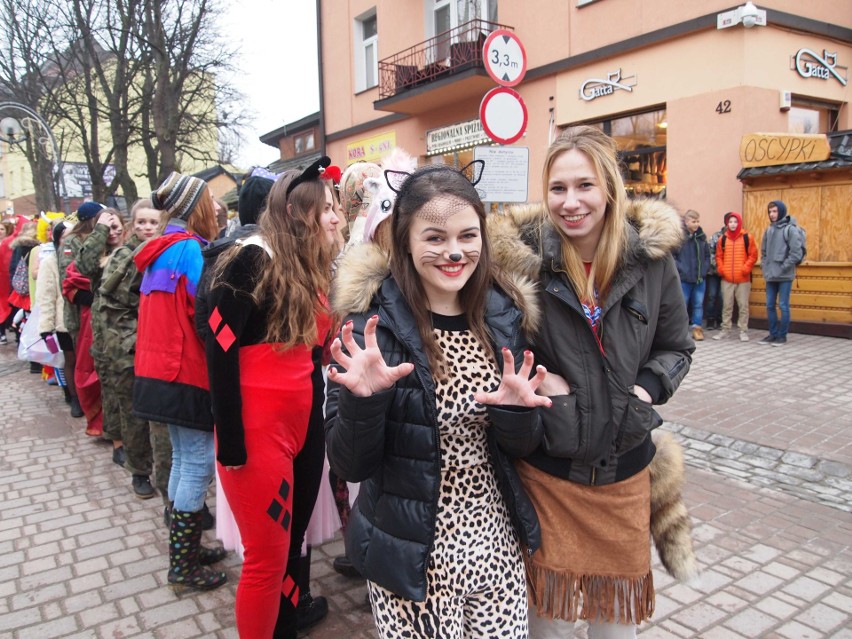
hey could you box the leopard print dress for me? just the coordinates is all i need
[367,313,528,638]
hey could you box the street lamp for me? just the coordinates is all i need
[0,101,70,214]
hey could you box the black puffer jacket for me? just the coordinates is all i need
[489,199,695,486]
[325,242,543,602]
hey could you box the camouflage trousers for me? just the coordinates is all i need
[97,365,153,477]
[149,421,172,507]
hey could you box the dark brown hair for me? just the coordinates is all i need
[389,166,516,377]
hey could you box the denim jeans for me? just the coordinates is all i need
[681,280,706,327]
[765,280,792,339]
[704,275,722,323]
[167,424,214,512]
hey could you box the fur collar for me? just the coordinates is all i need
[10,234,40,250]
[489,198,684,282]
[331,241,541,335]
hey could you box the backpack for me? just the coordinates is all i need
[11,257,29,296]
[783,222,807,265]
[720,232,750,256]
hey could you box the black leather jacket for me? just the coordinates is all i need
[326,264,542,602]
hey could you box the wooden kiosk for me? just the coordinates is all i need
[738,131,852,339]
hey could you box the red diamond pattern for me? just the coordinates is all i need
[282,574,300,606]
[215,323,236,352]
[209,307,223,332]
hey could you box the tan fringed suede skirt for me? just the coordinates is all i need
[517,461,654,624]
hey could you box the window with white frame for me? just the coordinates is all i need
[355,10,378,92]
[427,0,497,62]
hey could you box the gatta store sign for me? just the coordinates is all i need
[792,48,848,86]
[740,133,831,168]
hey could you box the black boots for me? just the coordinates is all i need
[272,547,328,638]
[69,395,84,418]
[167,509,227,592]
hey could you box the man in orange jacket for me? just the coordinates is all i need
[713,211,758,342]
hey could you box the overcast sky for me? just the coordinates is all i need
[223,0,320,168]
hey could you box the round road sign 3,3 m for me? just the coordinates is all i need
[482,29,528,87]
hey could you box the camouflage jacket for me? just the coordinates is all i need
[57,234,84,336]
[93,235,145,372]
[77,224,114,363]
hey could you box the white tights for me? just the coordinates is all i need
[528,606,638,639]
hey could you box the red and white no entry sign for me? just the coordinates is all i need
[479,87,528,145]
[482,29,527,87]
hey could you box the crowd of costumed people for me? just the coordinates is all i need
[4,126,703,639]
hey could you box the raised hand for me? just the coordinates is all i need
[328,315,414,397]
[474,349,552,409]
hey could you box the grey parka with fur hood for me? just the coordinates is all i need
[489,198,694,486]
[325,241,544,602]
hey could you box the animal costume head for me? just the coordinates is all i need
[38,212,66,244]
[358,148,417,246]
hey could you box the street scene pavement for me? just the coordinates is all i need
[1,328,851,638]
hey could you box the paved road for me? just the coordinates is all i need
[1,328,850,638]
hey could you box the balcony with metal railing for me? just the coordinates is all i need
[374,19,511,114]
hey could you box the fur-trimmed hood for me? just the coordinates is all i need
[331,241,541,336]
[489,199,684,282]
[10,234,39,251]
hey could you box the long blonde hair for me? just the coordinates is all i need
[213,173,334,348]
[541,125,628,303]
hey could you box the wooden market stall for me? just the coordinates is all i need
[738,131,852,338]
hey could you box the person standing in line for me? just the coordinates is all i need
[77,208,128,465]
[326,164,549,639]
[132,172,227,593]
[207,160,338,638]
[758,200,804,346]
[673,209,710,341]
[713,211,758,342]
[703,222,725,331]
[94,200,164,498]
[490,126,696,639]
[59,201,106,418]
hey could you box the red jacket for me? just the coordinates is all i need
[716,212,758,284]
[132,224,212,430]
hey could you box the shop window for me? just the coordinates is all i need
[589,108,667,199]
[788,98,840,134]
[355,10,378,92]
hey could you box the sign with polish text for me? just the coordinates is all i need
[739,133,831,168]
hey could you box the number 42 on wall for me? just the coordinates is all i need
[716,100,732,114]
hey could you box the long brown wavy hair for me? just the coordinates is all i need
[389,165,520,377]
[541,125,628,303]
[213,173,335,348]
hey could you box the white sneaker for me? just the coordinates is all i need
[739,332,749,342]
[713,330,729,341]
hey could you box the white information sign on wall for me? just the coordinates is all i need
[473,146,529,203]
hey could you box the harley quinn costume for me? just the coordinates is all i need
[207,235,331,638]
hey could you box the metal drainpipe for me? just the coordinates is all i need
[316,0,326,157]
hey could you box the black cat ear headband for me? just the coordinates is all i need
[383,160,485,194]
[285,156,342,197]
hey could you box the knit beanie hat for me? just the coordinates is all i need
[152,172,207,221]
[238,174,275,226]
[77,201,106,221]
